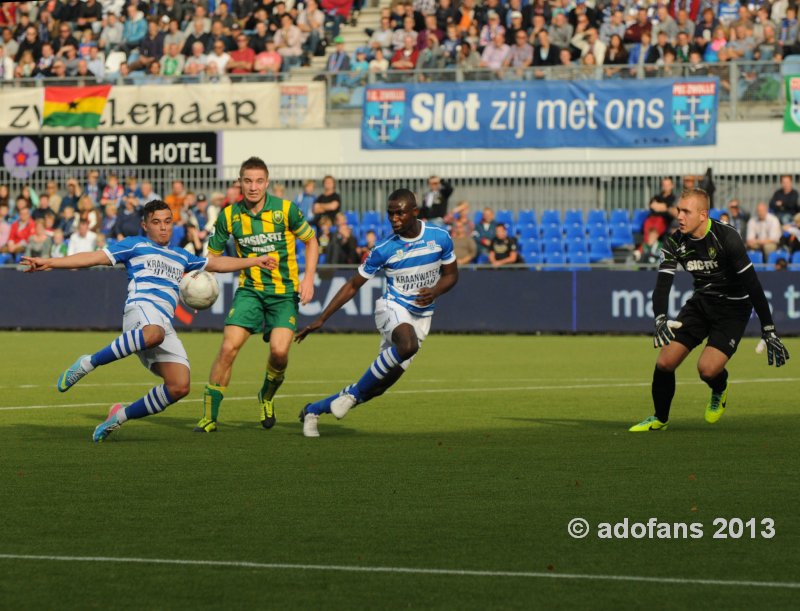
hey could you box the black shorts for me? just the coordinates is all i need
[673,294,753,358]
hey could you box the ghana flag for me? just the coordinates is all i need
[42,85,112,128]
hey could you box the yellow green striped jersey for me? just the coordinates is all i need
[207,195,315,295]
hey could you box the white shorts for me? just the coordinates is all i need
[121,302,190,373]
[374,298,432,370]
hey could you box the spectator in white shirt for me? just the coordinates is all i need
[67,218,98,255]
[746,201,782,257]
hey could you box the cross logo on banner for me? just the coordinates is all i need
[671,81,717,141]
[364,88,406,145]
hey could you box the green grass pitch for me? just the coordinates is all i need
[1,331,798,609]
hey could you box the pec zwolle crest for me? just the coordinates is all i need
[365,88,406,144]
[791,77,800,127]
[671,82,716,140]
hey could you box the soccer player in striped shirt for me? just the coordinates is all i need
[295,188,459,437]
[21,200,277,442]
[194,157,319,432]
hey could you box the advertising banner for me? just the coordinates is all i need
[0,82,326,132]
[362,78,718,149]
[3,268,798,336]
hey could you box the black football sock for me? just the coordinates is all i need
[702,368,728,394]
[652,366,675,423]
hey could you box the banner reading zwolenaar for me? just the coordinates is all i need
[362,77,719,149]
[0,82,326,132]
[783,76,800,132]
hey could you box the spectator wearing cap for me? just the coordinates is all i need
[228,32,255,74]
[326,36,351,72]
[479,11,505,51]
[504,10,525,45]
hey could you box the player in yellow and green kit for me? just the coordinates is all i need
[194,157,319,432]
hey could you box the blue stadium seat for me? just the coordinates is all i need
[568,252,591,271]
[610,224,635,248]
[588,224,609,240]
[345,210,359,227]
[563,209,583,226]
[543,251,566,270]
[476,253,489,264]
[565,225,586,240]
[708,209,723,221]
[544,238,564,255]
[631,209,650,231]
[586,209,607,226]
[517,209,536,226]
[521,237,540,255]
[768,250,790,265]
[748,250,764,264]
[169,225,185,248]
[540,209,560,226]
[792,251,800,264]
[542,225,562,240]
[495,209,514,226]
[610,209,629,225]
[565,237,588,253]
[524,250,541,267]
[473,210,484,226]
[517,224,538,241]
[362,210,381,226]
[589,237,613,262]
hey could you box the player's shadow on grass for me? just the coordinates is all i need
[138,414,362,437]
[497,417,625,430]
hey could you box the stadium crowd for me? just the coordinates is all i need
[2,171,800,269]
[0,0,795,84]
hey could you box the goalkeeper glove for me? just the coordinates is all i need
[756,325,790,367]
[653,315,682,348]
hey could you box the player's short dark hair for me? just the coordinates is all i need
[387,188,417,209]
[143,200,171,221]
[239,156,269,179]
[680,188,710,210]
[496,222,507,230]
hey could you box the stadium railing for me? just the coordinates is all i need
[0,59,789,123]
[3,159,796,217]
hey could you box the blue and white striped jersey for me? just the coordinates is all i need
[104,237,207,319]
[358,222,455,317]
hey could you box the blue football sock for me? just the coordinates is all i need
[305,392,338,415]
[91,329,146,367]
[123,384,175,421]
[353,347,401,401]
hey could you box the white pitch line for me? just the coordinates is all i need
[0,553,797,590]
[0,377,798,412]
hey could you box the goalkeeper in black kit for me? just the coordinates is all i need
[630,189,789,431]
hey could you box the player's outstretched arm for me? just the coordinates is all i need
[416,261,459,307]
[298,237,319,306]
[205,254,278,273]
[651,271,681,348]
[295,272,367,343]
[21,251,112,272]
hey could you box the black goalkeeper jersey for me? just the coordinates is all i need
[658,219,754,301]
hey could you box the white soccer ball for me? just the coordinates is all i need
[179,270,220,310]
